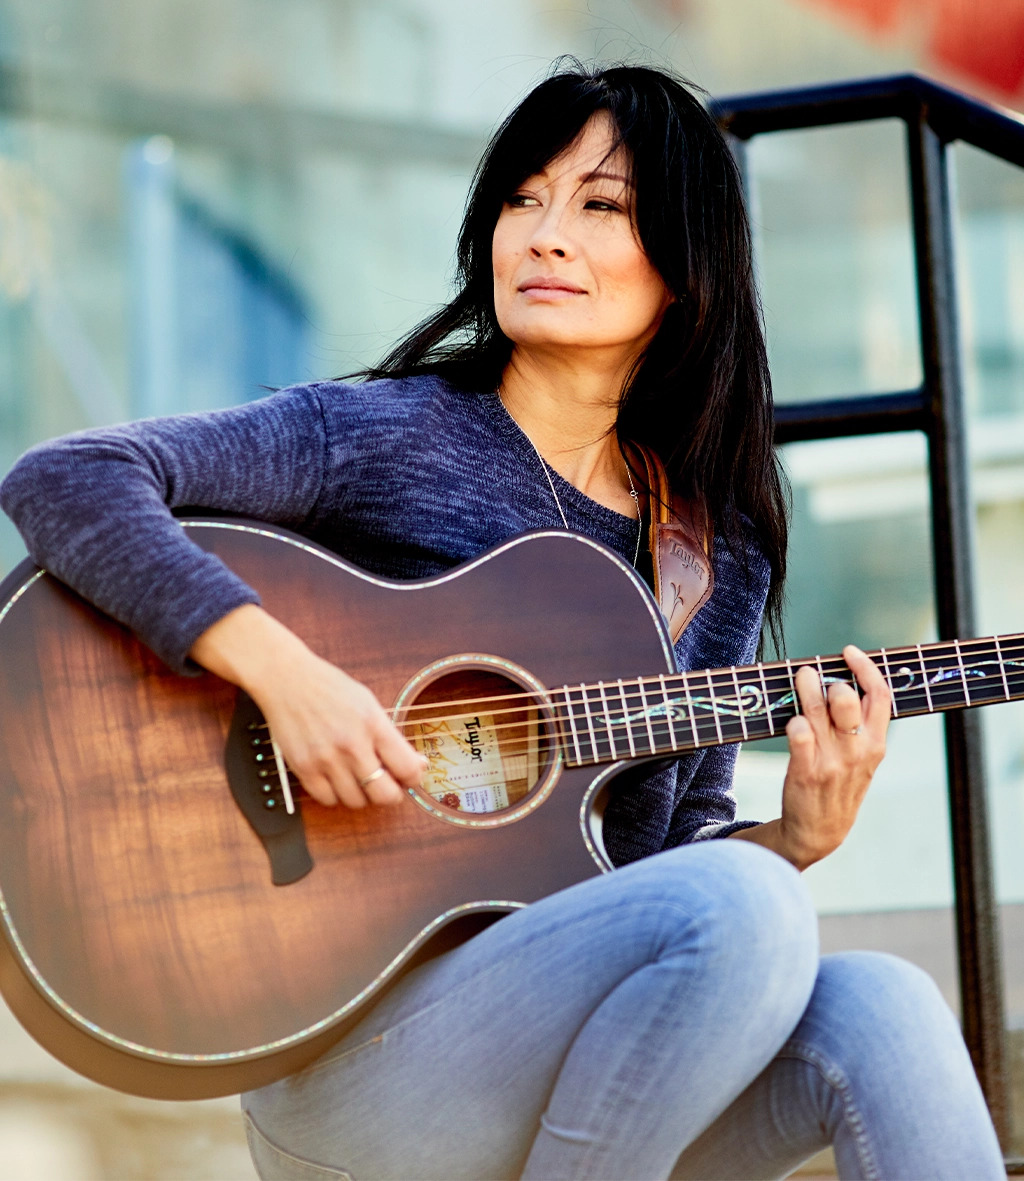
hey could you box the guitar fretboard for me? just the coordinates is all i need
[554,634,1024,767]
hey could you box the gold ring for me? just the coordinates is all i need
[358,766,386,787]
[836,725,862,736]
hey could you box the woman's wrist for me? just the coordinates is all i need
[728,819,820,872]
[188,603,312,697]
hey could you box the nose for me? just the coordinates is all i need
[527,203,574,260]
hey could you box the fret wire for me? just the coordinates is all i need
[659,674,680,752]
[879,647,898,717]
[580,685,600,761]
[594,682,614,761]
[953,638,972,707]
[814,656,827,706]
[757,661,775,735]
[637,678,659,755]
[994,635,1011,701]
[682,669,701,747]
[730,665,749,741]
[785,659,800,714]
[617,679,638,758]
[916,644,934,712]
[642,680,661,751]
[706,668,725,746]
[563,686,586,764]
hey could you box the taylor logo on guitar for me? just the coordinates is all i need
[0,520,1019,1101]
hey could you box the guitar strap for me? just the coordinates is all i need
[630,443,715,645]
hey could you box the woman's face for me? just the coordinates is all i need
[492,113,673,369]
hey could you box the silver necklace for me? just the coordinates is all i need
[499,393,644,568]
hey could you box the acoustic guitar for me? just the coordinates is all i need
[0,520,1019,1100]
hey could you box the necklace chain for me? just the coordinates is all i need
[498,393,643,568]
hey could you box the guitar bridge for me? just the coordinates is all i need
[225,691,314,886]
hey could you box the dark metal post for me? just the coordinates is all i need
[906,110,1010,1143]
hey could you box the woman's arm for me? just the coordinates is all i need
[0,386,332,671]
[1,386,428,805]
[190,605,426,808]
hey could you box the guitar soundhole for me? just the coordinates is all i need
[397,661,558,825]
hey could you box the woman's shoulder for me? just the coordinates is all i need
[304,374,479,427]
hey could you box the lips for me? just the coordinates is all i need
[518,276,586,294]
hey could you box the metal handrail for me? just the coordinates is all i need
[715,73,1024,165]
[713,73,1024,1157]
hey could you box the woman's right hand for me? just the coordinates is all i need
[189,603,427,808]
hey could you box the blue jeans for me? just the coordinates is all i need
[242,841,1003,1180]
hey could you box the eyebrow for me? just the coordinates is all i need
[580,170,631,185]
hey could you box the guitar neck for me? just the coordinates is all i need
[555,633,1024,767]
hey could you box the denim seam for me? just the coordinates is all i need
[780,1038,882,1181]
[244,1111,354,1180]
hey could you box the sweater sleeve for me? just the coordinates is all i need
[0,385,331,672]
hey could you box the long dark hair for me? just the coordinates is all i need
[362,62,788,649]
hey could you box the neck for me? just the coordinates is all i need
[555,633,1024,767]
[499,351,634,512]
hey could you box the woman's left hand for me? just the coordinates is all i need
[732,645,892,870]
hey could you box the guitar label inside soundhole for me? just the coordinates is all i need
[405,668,545,816]
[414,713,510,813]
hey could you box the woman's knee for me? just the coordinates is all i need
[629,841,820,993]
[796,950,968,1080]
[785,950,1000,1166]
[814,950,953,1029]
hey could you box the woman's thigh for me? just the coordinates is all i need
[243,840,819,1181]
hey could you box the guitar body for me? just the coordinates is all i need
[0,523,675,1099]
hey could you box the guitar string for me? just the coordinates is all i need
[261,673,1024,795]
[246,640,1023,736]
[388,634,1024,715]
[255,658,1022,773]
[380,638,1024,721]
[252,639,1024,782]
[389,650,1023,753]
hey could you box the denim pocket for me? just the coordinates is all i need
[244,1113,354,1181]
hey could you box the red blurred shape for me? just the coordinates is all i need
[809,0,908,31]
[930,0,1024,95]
[802,0,1024,96]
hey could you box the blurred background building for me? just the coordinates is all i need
[1,0,1023,1176]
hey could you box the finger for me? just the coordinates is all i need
[784,712,816,771]
[375,720,430,792]
[826,680,862,734]
[299,767,352,809]
[843,645,893,732]
[358,767,405,807]
[793,664,829,735]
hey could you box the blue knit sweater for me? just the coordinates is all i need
[0,376,768,865]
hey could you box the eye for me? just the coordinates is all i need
[505,192,540,208]
[583,198,623,213]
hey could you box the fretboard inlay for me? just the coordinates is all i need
[554,636,1024,768]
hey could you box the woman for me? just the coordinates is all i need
[0,64,1003,1179]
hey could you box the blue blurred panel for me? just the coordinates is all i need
[127,137,308,417]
